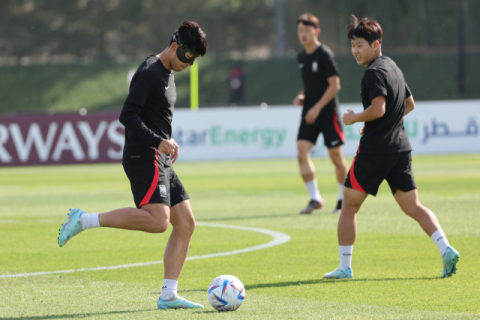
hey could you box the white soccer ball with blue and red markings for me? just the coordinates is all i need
[207,275,245,311]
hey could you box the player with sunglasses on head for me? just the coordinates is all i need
[58,21,207,309]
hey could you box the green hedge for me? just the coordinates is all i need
[1,53,479,115]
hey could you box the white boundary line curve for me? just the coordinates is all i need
[0,222,290,279]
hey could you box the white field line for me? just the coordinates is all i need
[0,222,290,279]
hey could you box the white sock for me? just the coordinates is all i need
[431,230,450,256]
[81,213,100,231]
[339,245,353,270]
[305,179,322,202]
[160,279,178,300]
[337,183,345,200]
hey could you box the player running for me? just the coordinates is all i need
[294,13,349,214]
[58,21,207,309]
[325,16,459,279]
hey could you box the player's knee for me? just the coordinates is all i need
[402,203,424,219]
[297,152,308,163]
[330,155,343,167]
[342,197,362,211]
[149,219,170,233]
[183,216,197,234]
[173,215,196,237]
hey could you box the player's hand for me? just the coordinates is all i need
[158,139,176,156]
[305,107,320,124]
[342,109,356,125]
[293,95,304,107]
[170,139,180,164]
[359,126,365,136]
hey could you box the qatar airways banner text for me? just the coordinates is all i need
[0,112,124,166]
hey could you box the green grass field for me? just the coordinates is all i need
[1,154,479,319]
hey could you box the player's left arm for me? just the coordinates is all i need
[404,95,415,116]
[305,75,341,124]
[342,95,386,125]
[404,83,414,116]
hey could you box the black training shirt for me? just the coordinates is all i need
[297,44,340,123]
[359,56,412,154]
[120,55,176,165]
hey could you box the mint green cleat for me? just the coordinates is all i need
[58,208,84,247]
[441,246,460,278]
[324,267,353,279]
[157,295,204,310]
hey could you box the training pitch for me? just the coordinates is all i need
[0,154,479,319]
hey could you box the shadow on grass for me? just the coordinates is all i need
[1,309,153,320]
[197,212,304,222]
[152,275,441,296]
[244,276,441,290]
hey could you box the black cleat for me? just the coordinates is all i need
[300,200,323,214]
[332,199,342,213]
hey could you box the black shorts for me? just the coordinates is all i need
[123,158,189,208]
[297,112,345,148]
[345,151,417,196]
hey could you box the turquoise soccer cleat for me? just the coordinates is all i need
[58,208,84,247]
[324,267,353,279]
[441,246,460,278]
[157,295,204,310]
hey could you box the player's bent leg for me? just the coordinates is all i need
[58,208,84,247]
[328,146,348,213]
[338,187,367,246]
[297,140,315,182]
[297,140,324,213]
[159,200,202,308]
[164,200,195,280]
[393,189,441,237]
[325,187,367,279]
[394,189,460,277]
[98,204,170,233]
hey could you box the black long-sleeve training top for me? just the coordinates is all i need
[119,55,176,165]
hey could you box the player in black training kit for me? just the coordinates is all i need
[58,21,207,309]
[324,16,459,279]
[294,14,348,214]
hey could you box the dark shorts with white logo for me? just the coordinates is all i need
[123,158,189,208]
[344,151,417,196]
[297,112,345,148]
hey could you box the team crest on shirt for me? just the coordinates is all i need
[312,61,318,72]
[159,185,167,198]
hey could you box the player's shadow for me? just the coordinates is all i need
[244,276,441,290]
[198,212,296,222]
[0,309,152,320]
[152,275,441,295]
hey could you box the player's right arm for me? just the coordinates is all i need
[119,69,167,154]
[293,89,305,106]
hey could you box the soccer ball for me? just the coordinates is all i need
[207,275,245,311]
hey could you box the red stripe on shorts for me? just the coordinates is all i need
[333,112,345,142]
[350,145,366,193]
[139,153,159,207]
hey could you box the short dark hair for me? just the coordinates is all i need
[297,13,319,28]
[347,15,383,45]
[171,21,207,56]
